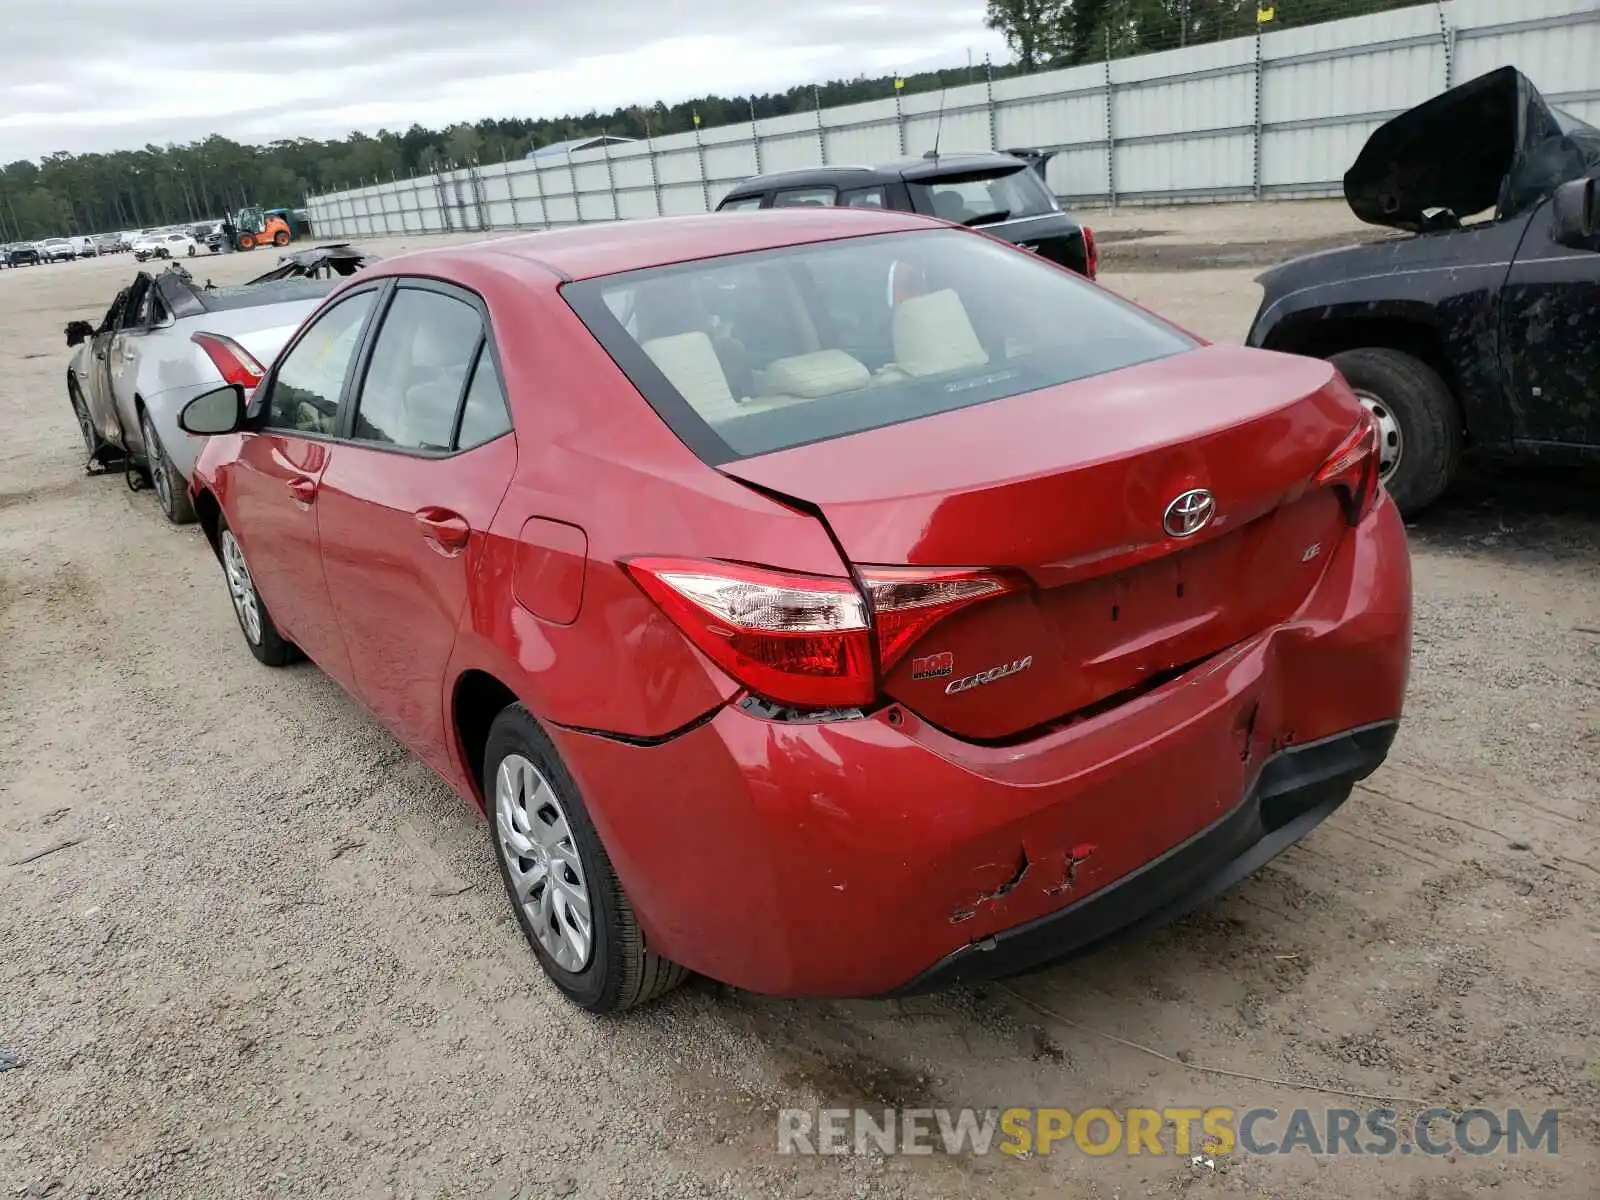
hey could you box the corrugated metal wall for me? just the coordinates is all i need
[305,0,1600,236]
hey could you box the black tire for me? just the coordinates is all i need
[485,705,687,1013]
[67,376,109,462]
[139,409,196,525]
[186,245,196,257]
[1329,347,1461,517]
[216,517,296,666]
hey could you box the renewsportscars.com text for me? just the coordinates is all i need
[776,1106,1560,1158]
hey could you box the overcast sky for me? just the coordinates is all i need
[1,0,1010,163]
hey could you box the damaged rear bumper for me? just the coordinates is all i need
[888,720,1395,994]
[553,494,1411,998]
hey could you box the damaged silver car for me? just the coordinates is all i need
[63,251,377,524]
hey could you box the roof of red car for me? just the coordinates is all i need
[383,208,937,284]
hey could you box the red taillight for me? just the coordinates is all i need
[623,558,875,708]
[1316,413,1381,524]
[1082,224,1098,279]
[623,558,1022,710]
[191,331,264,389]
[859,567,1024,673]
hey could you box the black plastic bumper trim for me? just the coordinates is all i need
[886,720,1399,995]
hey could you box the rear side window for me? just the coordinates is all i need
[841,186,887,208]
[352,288,483,451]
[455,350,512,450]
[563,228,1195,464]
[718,195,764,212]
[772,187,836,207]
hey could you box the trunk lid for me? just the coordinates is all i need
[723,344,1363,740]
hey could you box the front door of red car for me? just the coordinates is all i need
[227,288,382,692]
[313,282,517,773]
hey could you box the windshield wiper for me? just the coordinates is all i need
[962,209,1012,227]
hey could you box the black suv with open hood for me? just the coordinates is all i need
[1247,66,1600,515]
[716,151,1097,279]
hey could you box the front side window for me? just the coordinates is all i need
[909,166,1057,226]
[351,288,483,451]
[100,290,127,332]
[265,291,378,435]
[1502,106,1600,218]
[128,285,155,327]
[564,228,1194,463]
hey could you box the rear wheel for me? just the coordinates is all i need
[485,705,687,1013]
[1329,347,1461,518]
[139,410,196,525]
[186,245,196,257]
[217,520,295,666]
[272,230,290,246]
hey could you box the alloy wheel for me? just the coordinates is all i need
[141,415,172,515]
[1354,389,1403,482]
[220,530,263,645]
[494,753,594,972]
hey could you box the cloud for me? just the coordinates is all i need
[0,0,1010,161]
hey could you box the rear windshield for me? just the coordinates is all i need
[562,228,1195,464]
[909,166,1058,225]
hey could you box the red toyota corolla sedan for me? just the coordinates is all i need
[180,208,1411,1012]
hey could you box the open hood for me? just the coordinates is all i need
[1344,65,1600,231]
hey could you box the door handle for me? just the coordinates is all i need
[286,477,317,506]
[414,507,471,556]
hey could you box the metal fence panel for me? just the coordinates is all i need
[307,0,1597,237]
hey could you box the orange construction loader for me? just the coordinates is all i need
[230,206,292,251]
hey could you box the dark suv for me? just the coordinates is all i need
[716,151,1097,279]
[1247,67,1599,515]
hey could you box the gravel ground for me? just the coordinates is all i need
[2,205,1597,1200]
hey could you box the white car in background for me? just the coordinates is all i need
[132,231,198,262]
[39,238,77,263]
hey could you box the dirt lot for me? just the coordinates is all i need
[2,205,1597,1199]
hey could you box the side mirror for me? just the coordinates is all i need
[178,383,247,436]
[64,320,95,347]
[1550,177,1598,249]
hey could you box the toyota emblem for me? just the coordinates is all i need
[1162,488,1215,538]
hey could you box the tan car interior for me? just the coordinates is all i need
[624,267,993,427]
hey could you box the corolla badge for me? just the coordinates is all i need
[945,656,1033,695]
[1162,488,1215,538]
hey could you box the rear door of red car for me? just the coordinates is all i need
[313,280,517,774]
[227,286,383,692]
